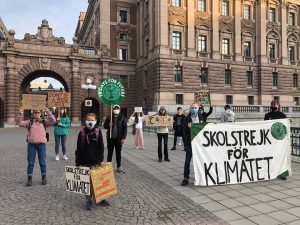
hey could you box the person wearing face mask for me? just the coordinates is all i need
[104,105,127,173]
[54,108,71,161]
[198,105,213,123]
[75,113,110,209]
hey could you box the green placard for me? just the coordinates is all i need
[98,78,125,105]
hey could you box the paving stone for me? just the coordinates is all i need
[248,202,278,213]
[268,211,299,223]
[248,215,281,225]
[232,206,261,217]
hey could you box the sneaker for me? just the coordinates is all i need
[26,176,32,186]
[178,142,182,146]
[142,147,146,150]
[170,147,176,150]
[41,175,47,185]
[85,197,92,210]
[117,167,125,173]
[135,147,139,150]
[55,155,59,161]
[63,155,68,160]
[164,159,170,162]
[99,199,111,206]
[181,179,189,186]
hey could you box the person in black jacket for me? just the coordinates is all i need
[104,105,127,173]
[171,107,185,150]
[75,113,110,210]
[181,103,213,186]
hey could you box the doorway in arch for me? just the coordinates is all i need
[81,97,100,126]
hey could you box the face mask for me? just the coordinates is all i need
[114,110,120,114]
[191,109,198,115]
[86,120,96,129]
[199,110,203,114]
[271,106,278,112]
[60,110,65,114]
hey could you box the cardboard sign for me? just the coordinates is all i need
[134,107,142,112]
[145,115,173,127]
[85,100,92,107]
[90,163,117,203]
[65,166,90,195]
[195,91,210,105]
[48,92,71,108]
[22,94,46,110]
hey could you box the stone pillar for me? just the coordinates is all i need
[148,0,154,51]
[256,1,268,64]
[99,0,110,48]
[234,0,243,61]
[71,60,81,126]
[212,0,220,59]
[139,2,144,58]
[158,0,169,55]
[100,61,110,124]
[187,0,196,57]
[281,3,288,65]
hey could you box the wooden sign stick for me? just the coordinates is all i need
[110,105,113,138]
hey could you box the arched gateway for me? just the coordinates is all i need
[0,20,112,127]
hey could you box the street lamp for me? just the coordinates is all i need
[81,78,96,97]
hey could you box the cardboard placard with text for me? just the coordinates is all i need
[194,91,210,105]
[145,115,173,127]
[134,107,143,112]
[22,94,46,110]
[65,166,90,195]
[90,163,117,204]
[48,92,71,108]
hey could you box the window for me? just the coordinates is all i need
[248,96,254,105]
[222,39,230,55]
[172,0,181,7]
[119,33,128,41]
[269,8,276,22]
[274,96,279,101]
[119,10,128,23]
[172,32,181,50]
[289,12,296,26]
[198,0,206,12]
[289,46,295,61]
[272,72,278,87]
[119,48,128,60]
[198,35,207,52]
[222,0,229,16]
[244,5,251,20]
[176,94,183,104]
[268,43,275,59]
[244,42,251,57]
[174,66,182,82]
[247,71,253,86]
[120,75,129,88]
[293,74,298,88]
[225,69,232,85]
[200,68,208,83]
[226,95,233,104]
[294,97,299,105]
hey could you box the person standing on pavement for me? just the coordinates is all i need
[157,106,170,162]
[16,108,56,186]
[220,104,235,122]
[130,111,145,150]
[171,107,184,150]
[54,108,71,161]
[104,105,127,173]
[181,103,212,186]
[264,100,288,180]
[75,113,110,210]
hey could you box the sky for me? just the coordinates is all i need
[0,0,88,44]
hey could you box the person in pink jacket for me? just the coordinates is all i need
[16,108,56,186]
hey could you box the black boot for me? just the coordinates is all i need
[41,175,47,185]
[26,176,32,186]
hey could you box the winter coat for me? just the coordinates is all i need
[264,111,286,120]
[103,114,127,140]
[54,116,71,136]
[173,114,185,136]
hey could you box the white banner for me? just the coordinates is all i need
[65,166,90,195]
[191,119,291,186]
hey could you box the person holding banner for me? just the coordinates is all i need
[156,106,170,162]
[264,100,288,180]
[130,111,145,150]
[75,113,110,210]
[104,105,127,173]
[16,108,56,186]
[54,108,71,161]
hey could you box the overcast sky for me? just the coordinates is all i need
[0,0,88,44]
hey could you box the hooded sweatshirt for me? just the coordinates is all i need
[220,109,235,122]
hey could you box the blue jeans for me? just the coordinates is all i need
[184,146,192,179]
[55,135,67,155]
[27,143,46,176]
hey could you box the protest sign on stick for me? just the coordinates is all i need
[48,92,71,108]
[65,166,90,195]
[22,94,46,110]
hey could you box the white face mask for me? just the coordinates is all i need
[113,109,120,115]
[86,120,96,129]
[60,110,65,114]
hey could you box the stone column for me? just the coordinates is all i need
[5,65,17,126]
[256,1,268,64]
[281,2,288,65]
[139,2,144,58]
[234,0,243,61]
[212,0,220,59]
[148,0,154,51]
[158,0,169,55]
[99,0,111,48]
[100,61,110,124]
[71,60,81,126]
[187,0,196,57]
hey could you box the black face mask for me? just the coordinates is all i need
[271,106,278,112]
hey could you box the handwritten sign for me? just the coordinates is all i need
[145,115,173,127]
[65,166,90,195]
[195,91,210,105]
[134,107,142,112]
[90,163,117,203]
[22,94,46,110]
[48,92,71,108]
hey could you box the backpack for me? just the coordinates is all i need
[80,128,100,147]
[27,119,49,142]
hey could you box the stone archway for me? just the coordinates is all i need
[81,97,101,126]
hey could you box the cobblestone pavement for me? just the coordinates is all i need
[0,128,226,225]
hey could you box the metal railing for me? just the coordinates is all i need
[291,127,300,156]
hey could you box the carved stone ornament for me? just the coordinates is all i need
[287,25,299,35]
[241,19,255,33]
[40,58,51,70]
[23,19,65,46]
[72,37,79,53]
[101,44,110,57]
[118,25,131,34]
[7,29,15,47]
[220,16,234,25]
[267,22,280,32]
[168,7,185,18]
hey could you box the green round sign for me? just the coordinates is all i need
[271,122,287,140]
[98,78,125,105]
